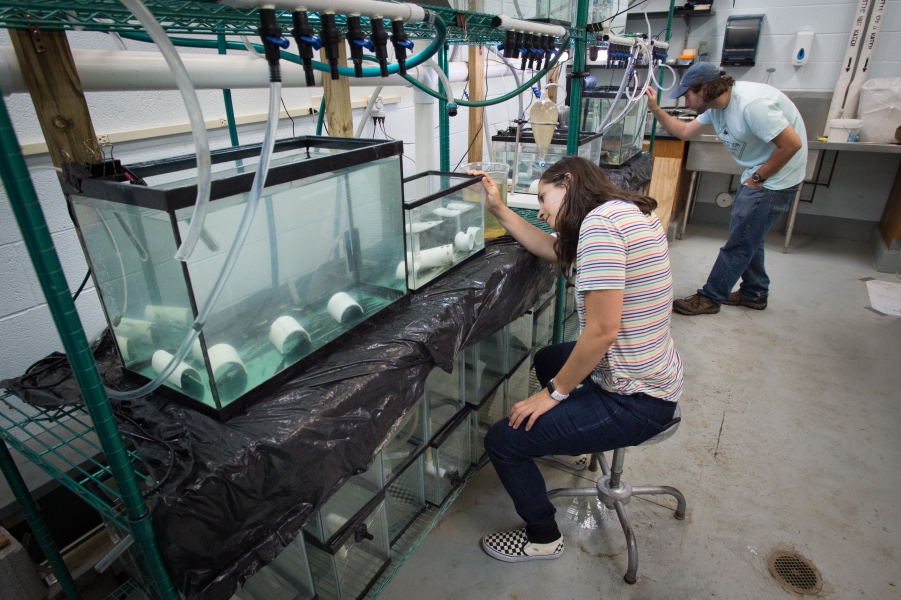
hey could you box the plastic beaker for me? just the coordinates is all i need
[462,161,509,239]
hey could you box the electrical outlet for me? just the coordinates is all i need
[97,134,110,144]
[371,108,387,119]
[219,118,229,127]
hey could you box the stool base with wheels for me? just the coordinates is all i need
[547,405,686,584]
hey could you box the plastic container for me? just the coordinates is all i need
[304,453,384,546]
[67,137,407,420]
[385,455,426,546]
[827,118,862,143]
[305,496,391,600]
[461,162,509,238]
[423,409,472,506]
[401,171,485,290]
[234,534,316,600]
[858,78,901,143]
[425,356,467,438]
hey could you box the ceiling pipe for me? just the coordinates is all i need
[0,47,511,94]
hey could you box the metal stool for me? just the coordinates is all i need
[547,405,686,584]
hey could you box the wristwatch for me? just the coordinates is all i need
[546,379,569,401]
[752,172,765,183]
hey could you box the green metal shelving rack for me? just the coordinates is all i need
[0,1,603,598]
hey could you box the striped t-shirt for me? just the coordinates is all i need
[575,200,683,402]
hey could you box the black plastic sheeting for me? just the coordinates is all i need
[3,238,555,600]
[599,151,654,191]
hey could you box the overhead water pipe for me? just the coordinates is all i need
[222,0,427,23]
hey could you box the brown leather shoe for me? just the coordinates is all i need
[723,291,767,310]
[673,293,720,315]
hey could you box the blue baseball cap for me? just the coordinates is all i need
[668,62,722,99]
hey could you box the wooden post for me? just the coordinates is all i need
[467,45,486,163]
[320,41,354,138]
[877,162,901,248]
[546,64,562,104]
[10,27,98,167]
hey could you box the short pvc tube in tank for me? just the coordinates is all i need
[269,316,312,355]
[192,340,248,398]
[454,231,475,252]
[328,292,364,324]
[152,350,201,391]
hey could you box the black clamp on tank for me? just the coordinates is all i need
[291,11,321,87]
[390,20,414,75]
[320,12,342,80]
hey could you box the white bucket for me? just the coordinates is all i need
[827,118,862,143]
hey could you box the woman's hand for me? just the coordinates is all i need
[467,170,505,216]
[509,389,560,431]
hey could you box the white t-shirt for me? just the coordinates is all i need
[696,82,807,190]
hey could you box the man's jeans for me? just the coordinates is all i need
[484,342,677,543]
[700,183,799,304]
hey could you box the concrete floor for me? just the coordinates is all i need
[380,226,901,600]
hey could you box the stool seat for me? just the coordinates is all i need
[638,404,681,446]
[547,402,686,584]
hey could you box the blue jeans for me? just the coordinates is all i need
[484,343,677,543]
[700,183,799,304]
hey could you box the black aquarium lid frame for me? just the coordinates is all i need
[402,170,484,209]
[490,129,603,145]
[63,136,404,213]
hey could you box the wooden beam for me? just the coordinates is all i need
[467,45,486,163]
[878,161,901,248]
[320,41,353,138]
[10,27,97,168]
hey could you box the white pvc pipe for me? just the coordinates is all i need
[0,48,510,94]
[492,15,566,37]
[220,0,426,22]
[413,61,438,172]
[603,34,638,46]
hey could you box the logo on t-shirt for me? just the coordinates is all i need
[717,125,746,160]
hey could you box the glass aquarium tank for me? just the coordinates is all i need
[492,128,602,194]
[401,171,485,290]
[65,137,407,420]
[581,91,648,165]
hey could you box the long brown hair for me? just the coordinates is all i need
[540,156,657,270]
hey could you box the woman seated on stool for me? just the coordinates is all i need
[467,157,683,562]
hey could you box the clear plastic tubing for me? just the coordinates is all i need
[106,82,283,400]
[119,0,211,263]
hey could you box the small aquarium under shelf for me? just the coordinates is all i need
[581,91,648,165]
[64,136,407,420]
[401,171,485,291]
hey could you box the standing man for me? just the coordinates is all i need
[645,63,807,315]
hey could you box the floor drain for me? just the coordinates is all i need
[767,551,822,595]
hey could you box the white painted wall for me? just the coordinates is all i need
[631,0,901,93]
[630,0,901,219]
[0,28,528,382]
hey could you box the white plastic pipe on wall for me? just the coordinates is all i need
[0,47,510,94]
[413,62,438,172]
[221,0,426,22]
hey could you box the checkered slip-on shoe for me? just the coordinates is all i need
[481,527,564,563]
[542,454,589,471]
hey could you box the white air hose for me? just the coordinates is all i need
[119,0,211,263]
[106,82,283,400]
